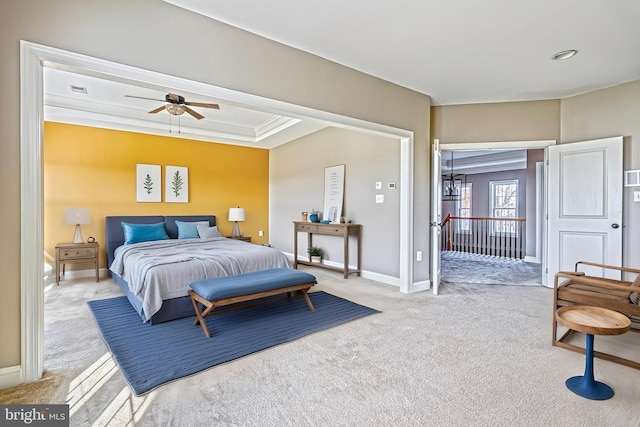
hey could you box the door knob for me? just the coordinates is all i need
[611,223,620,229]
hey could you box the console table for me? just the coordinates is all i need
[293,221,362,279]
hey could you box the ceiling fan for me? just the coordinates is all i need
[125,93,219,120]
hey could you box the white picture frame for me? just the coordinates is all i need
[165,165,189,203]
[323,164,345,223]
[136,164,161,202]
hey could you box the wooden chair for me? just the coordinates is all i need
[553,261,640,369]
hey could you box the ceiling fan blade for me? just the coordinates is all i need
[125,94,165,102]
[184,106,204,120]
[149,106,166,114]
[184,101,220,109]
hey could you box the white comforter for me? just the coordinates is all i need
[110,237,290,320]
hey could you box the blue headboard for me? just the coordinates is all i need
[105,215,217,270]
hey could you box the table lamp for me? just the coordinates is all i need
[65,208,90,243]
[228,207,245,237]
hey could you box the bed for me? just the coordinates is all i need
[105,215,291,324]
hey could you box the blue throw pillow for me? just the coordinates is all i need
[175,220,210,239]
[121,222,169,245]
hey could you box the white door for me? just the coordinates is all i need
[546,136,623,285]
[431,139,442,294]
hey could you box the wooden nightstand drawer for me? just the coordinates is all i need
[59,246,97,260]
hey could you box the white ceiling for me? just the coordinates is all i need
[45,1,640,149]
[43,67,330,149]
[166,0,640,105]
[442,150,528,175]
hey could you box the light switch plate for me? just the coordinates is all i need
[634,191,640,202]
[375,181,382,190]
[375,194,384,203]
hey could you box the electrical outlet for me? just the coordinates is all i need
[258,230,264,236]
[375,194,384,203]
[416,251,422,261]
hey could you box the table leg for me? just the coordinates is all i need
[293,228,298,269]
[565,333,614,400]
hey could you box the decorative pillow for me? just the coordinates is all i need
[197,224,221,239]
[121,222,169,245]
[176,220,210,239]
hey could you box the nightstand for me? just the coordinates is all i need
[55,242,99,285]
[227,236,252,243]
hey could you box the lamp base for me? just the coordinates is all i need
[232,222,242,237]
[73,224,84,244]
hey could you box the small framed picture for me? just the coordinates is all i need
[165,165,189,203]
[136,164,161,202]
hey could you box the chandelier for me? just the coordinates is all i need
[442,152,466,201]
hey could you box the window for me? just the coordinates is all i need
[456,182,472,232]
[490,180,518,234]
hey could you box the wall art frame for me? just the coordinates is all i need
[136,164,161,202]
[323,164,345,223]
[165,165,189,203]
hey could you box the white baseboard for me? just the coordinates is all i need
[0,365,22,390]
[285,252,403,288]
[410,280,431,293]
[524,256,541,264]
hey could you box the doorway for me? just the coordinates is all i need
[20,41,416,383]
[431,140,555,294]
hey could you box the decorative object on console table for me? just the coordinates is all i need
[55,241,99,285]
[229,207,246,237]
[227,236,251,243]
[293,221,362,279]
[323,164,345,223]
[309,209,320,223]
[65,207,90,243]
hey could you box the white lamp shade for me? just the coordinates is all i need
[228,207,246,222]
[65,208,90,225]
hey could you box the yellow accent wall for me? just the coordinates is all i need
[44,122,269,271]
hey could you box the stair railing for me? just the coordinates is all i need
[440,215,526,259]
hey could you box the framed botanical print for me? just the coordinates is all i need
[165,165,189,203]
[136,164,161,202]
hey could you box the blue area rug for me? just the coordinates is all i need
[88,291,379,395]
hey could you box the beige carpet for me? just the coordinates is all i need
[2,268,640,426]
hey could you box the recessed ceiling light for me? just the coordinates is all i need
[70,85,88,94]
[551,49,578,61]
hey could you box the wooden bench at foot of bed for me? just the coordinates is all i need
[188,268,317,338]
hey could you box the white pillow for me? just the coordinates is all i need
[197,224,221,239]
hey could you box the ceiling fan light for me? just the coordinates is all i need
[165,104,186,115]
[551,49,578,61]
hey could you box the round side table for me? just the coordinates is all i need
[556,305,631,400]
